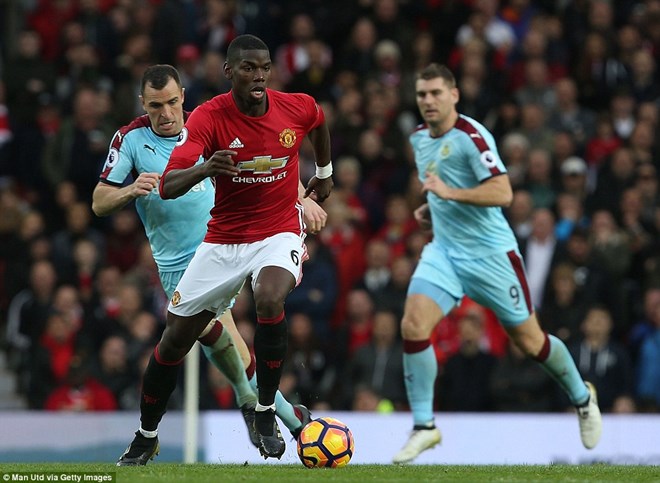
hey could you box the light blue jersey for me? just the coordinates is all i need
[99,114,213,273]
[410,114,518,259]
[409,115,534,324]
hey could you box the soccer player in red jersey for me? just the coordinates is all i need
[119,34,333,461]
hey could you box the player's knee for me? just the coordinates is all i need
[157,337,188,362]
[159,324,197,361]
[253,291,286,318]
[401,313,431,340]
[512,333,542,358]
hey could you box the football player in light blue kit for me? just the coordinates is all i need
[392,64,602,464]
[92,65,320,464]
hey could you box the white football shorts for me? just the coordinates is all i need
[167,232,307,317]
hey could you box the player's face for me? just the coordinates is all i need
[415,77,459,134]
[226,49,271,110]
[140,78,185,137]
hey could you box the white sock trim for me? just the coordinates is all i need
[255,403,276,412]
[139,427,158,438]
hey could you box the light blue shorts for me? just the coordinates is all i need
[409,242,533,327]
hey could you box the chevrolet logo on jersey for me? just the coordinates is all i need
[237,156,289,174]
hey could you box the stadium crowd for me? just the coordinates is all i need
[0,0,659,414]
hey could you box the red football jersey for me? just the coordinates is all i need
[162,89,325,244]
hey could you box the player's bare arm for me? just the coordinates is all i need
[422,171,513,207]
[414,203,432,230]
[304,122,333,202]
[92,172,160,216]
[161,149,238,199]
[298,182,327,234]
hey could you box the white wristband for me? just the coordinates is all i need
[315,163,333,179]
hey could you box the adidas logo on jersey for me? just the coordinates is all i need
[229,137,244,149]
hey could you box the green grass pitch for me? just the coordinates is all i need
[1,463,659,483]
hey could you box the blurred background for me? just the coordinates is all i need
[0,0,658,422]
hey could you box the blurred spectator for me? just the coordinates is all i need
[287,39,335,103]
[351,384,383,412]
[371,255,414,321]
[455,44,499,122]
[522,148,557,209]
[506,189,534,242]
[50,201,106,281]
[197,0,242,58]
[355,238,392,299]
[455,0,516,56]
[488,96,521,141]
[200,363,236,410]
[370,0,415,57]
[568,306,636,413]
[636,305,660,411]
[337,17,377,80]
[583,114,622,171]
[438,311,497,412]
[626,49,659,104]
[44,353,117,411]
[506,25,566,95]
[275,13,331,85]
[318,198,367,327]
[554,192,589,243]
[123,310,160,367]
[618,188,654,280]
[342,309,405,410]
[71,238,102,303]
[5,260,58,390]
[589,147,637,215]
[90,334,135,410]
[500,132,529,190]
[538,263,590,344]
[41,86,116,202]
[333,288,375,373]
[628,120,656,166]
[557,227,615,315]
[332,156,371,233]
[519,208,560,310]
[1,209,48,303]
[589,209,632,286]
[572,31,628,110]
[286,312,334,408]
[558,157,589,206]
[490,339,557,412]
[512,101,554,153]
[104,209,146,273]
[184,51,231,109]
[55,21,108,101]
[548,77,596,152]
[372,194,417,259]
[174,43,201,97]
[608,89,637,141]
[514,58,556,111]
[285,234,338,339]
[3,30,55,192]
[28,309,87,409]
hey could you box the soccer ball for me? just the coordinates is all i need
[297,417,354,468]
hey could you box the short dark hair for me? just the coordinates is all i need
[226,34,269,65]
[141,64,181,94]
[417,63,456,88]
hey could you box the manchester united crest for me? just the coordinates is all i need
[171,291,181,306]
[279,128,296,148]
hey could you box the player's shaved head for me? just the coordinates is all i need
[226,34,269,64]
